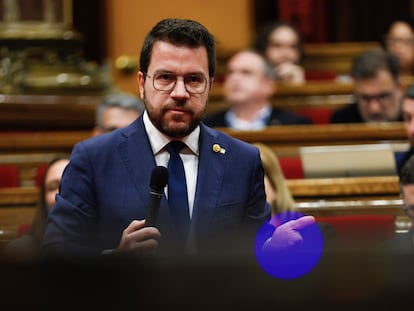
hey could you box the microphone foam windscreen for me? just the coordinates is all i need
[150,166,169,189]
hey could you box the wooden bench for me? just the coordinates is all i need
[216,122,408,157]
[0,175,406,244]
[0,94,102,131]
[0,131,90,186]
[0,123,408,185]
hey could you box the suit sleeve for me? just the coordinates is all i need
[42,141,101,258]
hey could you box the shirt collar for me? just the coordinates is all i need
[143,110,200,155]
[226,104,272,130]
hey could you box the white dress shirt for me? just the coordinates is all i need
[225,104,272,130]
[143,111,199,219]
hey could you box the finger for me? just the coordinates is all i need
[289,216,315,231]
[128,226,161,242]
[133,239,159,252]
[124,219,146,234]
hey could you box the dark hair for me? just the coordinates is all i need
[381,16,414,48]
[139,18,216,78]
[96,93,144,128]
[400,154,414,185]
[253,20,304,64]
[351,49,400,82]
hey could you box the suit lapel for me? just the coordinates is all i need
[117,116,171,226]
[190,125,227,239]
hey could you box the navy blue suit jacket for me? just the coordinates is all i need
[43,115,270,256]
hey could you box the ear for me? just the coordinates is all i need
[137,71,145,99]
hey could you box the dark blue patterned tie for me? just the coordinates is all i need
[166,141,190,239]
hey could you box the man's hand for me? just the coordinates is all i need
[274,62,305,84]
[264,216,315,252]
[116,219,161,254]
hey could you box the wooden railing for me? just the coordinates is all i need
[0,123,408,186]
[216,122,408,157]
[0,175,407,246]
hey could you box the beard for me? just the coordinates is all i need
[143,91,207,138]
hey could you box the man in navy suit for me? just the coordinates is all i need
[43,18,313,258]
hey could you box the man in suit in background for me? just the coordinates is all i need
[92,93,145,136]
[203,49,310,130]
[396,83,414,173]
[43,18,313,259]
[331,49,404,123]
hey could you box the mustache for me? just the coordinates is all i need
[164,100,191,110]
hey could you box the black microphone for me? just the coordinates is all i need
[145,166,169,227]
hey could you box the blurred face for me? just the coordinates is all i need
[402,184,414,227]
[265,26,300,66]
[137,41,211,139]
[386,21,414,73]
[94,107,140,135]
[354,70,402,122]
[402,97,414,146]
[224,51,274,106]
[44,159,69,210]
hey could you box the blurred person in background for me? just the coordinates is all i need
[92,93,145,136]
[331,49,403,123]
[254,21,305,84]
[383,17,414,77]
[204,49,310,129]
[4,157,69,262]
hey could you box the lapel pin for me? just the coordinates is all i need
[212,143,226,154]
[212,144,221,153]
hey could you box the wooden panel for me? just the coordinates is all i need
[0,131,90,152]
[0,123,407,185]
[287,176,400,198]
[0,124,406,155]
[296,199,404,217]
[302,41,380,74]
[0,94,102,130]
[0,187,38,206]
[216,122,407,157]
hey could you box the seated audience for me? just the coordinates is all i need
[4,157,70,262]
[92,93,145,136]
[253,21,305,84]
[204,49,310,129]
[396,83,414,173]
[330,49,403,123]
[382,17,414,77]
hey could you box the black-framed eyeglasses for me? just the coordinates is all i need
[145,71,209,94]
[355,91,395,105]
[385,36,414,47]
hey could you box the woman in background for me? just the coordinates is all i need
[253,21,305,84]
[4,156,69,262]
[383,17,414,76]
[253,143,295,214]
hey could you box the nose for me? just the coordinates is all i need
[367,99,383,114]
[170,78,190,99]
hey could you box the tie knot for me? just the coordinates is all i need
[166,141,186,154]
